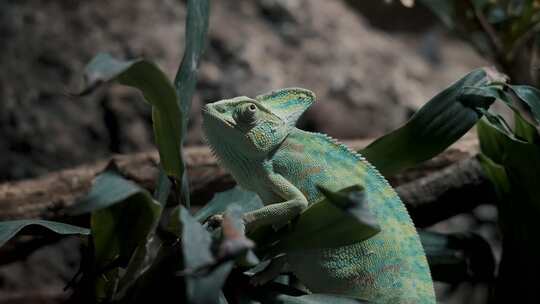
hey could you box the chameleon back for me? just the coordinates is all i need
[273,128,436,303]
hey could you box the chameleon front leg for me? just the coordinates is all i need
[242,173,309,232]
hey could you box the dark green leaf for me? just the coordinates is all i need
[85,171,162,267]
[66,168,162,300]
[175,0,210,129]
[81,53,183,179]
[178,205,233,304]
[477,118,511,164]
[173,0,211,208]
[477,110,540,298]
[0,219,89,248]
[91,194,161,266]
[361,68,506,176]
[465,84,539,143]
[509,85,540,124]
[477,154,511,198]
[68,169,150,215]
[251,185,380,254]
[88,176,161,301]
[477,113,535,237]
[480,109,514,136]
[194,186,264,222]
[513,110,540,143]
[153,166,172,207]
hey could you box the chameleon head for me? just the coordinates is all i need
[202,88,315,160]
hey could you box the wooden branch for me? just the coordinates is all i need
[0,135,481,222]
[401,156,496,228]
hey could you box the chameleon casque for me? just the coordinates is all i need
[202,88,436,303]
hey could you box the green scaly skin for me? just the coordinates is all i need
[202,88,436,303]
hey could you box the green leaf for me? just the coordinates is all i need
[67,168,161,268]
[477,118,511,164]
[513,110,540,143]
[81,53,183,180]
[175,0,210,129]
[477,154,511,198]
[509,85,540,124]
[0,219,89,248]
[81,170,162,268]
[91,194,161,268]
[179,205,233,304]
[251,185,380,254]
[173,0,211,208]
[477,109,540,298]
[361,68,506,176]
[68,168,151,215]
[477,113,534,232]
[194,186,264,222]
[153,166,172,207]
[76,170,162,301]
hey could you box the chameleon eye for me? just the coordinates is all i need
[242,103,257,118]
[234,103,258,124]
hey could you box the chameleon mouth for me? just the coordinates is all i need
[201,105,235,128]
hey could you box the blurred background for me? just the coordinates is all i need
[0,0,500,303]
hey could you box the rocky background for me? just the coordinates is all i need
[0,0,489,303]
[0,0,486,181]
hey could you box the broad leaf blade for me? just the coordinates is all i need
[179,205,233,304]
[77,169,162,300]
[81,53,183,179]
[477,154,511,199]
[513,110,540,143]
[361,68,506,176]
[91,192,162,268]
[477,109,540,300]
[175,0,210,125]
[67,168,161,270]
[0,219,89,248]
[68,169,147,215]
[509,85,540,124]
[173,0,211,207]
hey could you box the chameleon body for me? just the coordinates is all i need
[202,88,435,303]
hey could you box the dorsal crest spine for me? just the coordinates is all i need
[256,88,315,126]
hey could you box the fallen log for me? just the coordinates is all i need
[0,135,488,224]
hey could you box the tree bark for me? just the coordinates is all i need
[0,135,486,223]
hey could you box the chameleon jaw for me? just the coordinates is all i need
[202,105,236,128]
